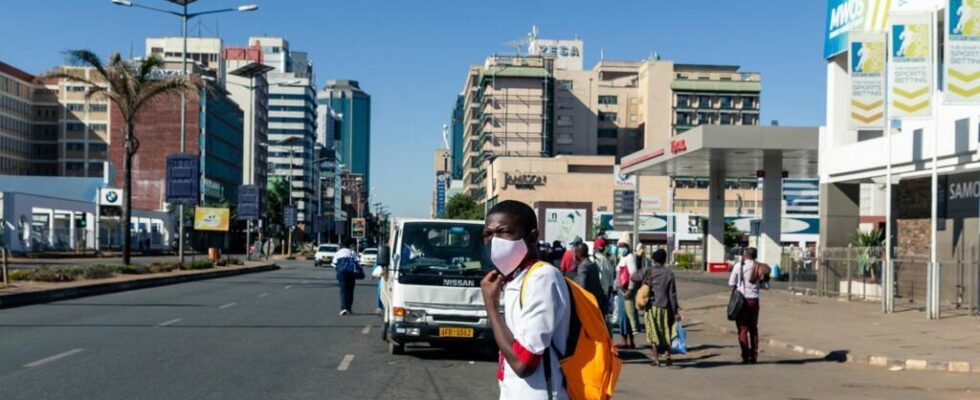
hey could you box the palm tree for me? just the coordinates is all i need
[37,50,200,265]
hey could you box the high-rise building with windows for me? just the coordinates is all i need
[249,36,319,225]
[318,80,371,189]
[0,61,36,175]
[450,94,465,180]
[223,45,270,192]
[146,37,224,80]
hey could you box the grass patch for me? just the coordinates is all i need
[82,265,118,280]
[9,269,33,281]
[148,262,177,274]
[116,265,151,275]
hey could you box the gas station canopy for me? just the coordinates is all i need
[620,125,819,178]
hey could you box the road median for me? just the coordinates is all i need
[0,262,279,309]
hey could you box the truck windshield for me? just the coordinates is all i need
[398,222,487,276]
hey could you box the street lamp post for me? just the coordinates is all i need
[111,0,257,264]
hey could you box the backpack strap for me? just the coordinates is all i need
[519,261,548,308]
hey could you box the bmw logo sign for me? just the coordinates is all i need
[105,191,118,203]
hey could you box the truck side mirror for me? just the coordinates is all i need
[377,245,391,267]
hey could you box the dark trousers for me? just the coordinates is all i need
[339,274,356,311]
[736,298,760,361]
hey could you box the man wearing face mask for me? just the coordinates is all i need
[480,200,571,400]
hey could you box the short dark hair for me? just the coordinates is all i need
[744,247,758,260]
[652,249,667,264]
[343,238,357,249]
[487,200,537,236]
[574,242,589,259]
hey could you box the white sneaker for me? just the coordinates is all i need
[340,309,350,316]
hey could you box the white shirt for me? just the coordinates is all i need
[499,262,570,400]
[331,248,358,267]
[728,259,769,299]
[617,253,637,289]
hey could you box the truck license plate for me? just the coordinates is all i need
[439,327,474,338]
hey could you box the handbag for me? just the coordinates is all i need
[726,261,746,321]
[371,265,383,279]
[634,283,651,310]
[353,263,366,280]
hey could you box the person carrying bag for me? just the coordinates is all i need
[727,247,770,364]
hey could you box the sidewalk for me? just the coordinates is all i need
[683,289,980,374]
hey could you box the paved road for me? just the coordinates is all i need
[0,260,977,399]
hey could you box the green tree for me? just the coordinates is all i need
[444,193,484,220]
[38,51,200,264]
[724,221,744,248]
[265,177,291,236]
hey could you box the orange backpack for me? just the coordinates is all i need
[521,262,622,400]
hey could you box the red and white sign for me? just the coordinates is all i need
[670,139,687,154]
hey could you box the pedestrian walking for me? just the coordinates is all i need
[333,238,360,316]
[615,234,639,349]
[572,242,607,314]
[480,200,571,400]
[729,247,770,364]
[592,239,615,313]
[550,240,565,266]
[559,236,582,275]
[636,249,680,367]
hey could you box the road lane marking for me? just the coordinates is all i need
[258,293,269,298]
[284,285,293,290]
[24,349,84,368]
[361,325,371,335]
[158,318,182,327]
[218,302,237,309]
[337,354,355,371]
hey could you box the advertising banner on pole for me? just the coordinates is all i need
[887,13,934,118]
[945,0,980,104]
[544,208,587,245]
[194,207,230,231]
[351,218,366,239]
[849,31,888,128]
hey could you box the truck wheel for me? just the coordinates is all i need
[388,340,405,355]
[381,322,389,341]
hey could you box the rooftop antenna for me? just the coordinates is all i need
[503,25,538,55]
[600,48,604,60]
[441,124,450,150]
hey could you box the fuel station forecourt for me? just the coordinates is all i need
[619,125,820,268]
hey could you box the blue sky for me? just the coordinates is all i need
[2,0,828,218]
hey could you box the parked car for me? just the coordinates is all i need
[360,247,378,266]
[314,244,339,267]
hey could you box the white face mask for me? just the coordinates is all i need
[490,236,528,276]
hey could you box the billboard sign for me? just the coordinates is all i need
[193,207,230,231]
[529,38,584,71]
[613,165,636,190]
[544,208,587,245]
[849,31,888,128]
[351,217,366,239]
[165,153,199,205]
[284,205,297,227]
[888,13,934,118]
[237,185,260,220]
[824,0,908,58]
[436,173,447,216]
[945,0,980,104]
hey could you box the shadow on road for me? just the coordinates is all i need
[403,344,498,363]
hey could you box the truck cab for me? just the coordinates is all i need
[378,219,493,355]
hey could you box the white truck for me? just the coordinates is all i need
[377,218,493,355]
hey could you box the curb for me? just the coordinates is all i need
[0,264,279,310]
[688,317,976,374]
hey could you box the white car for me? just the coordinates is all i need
[360,248,378,267]
[314,244,339,267]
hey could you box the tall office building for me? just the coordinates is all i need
[146,37,224,80]
[107,62,243,210]
[318,80,371,189]
[0,61,36,175]
[459,56,553,201]
[450,94,465,180]
[249,36,319,225]
[223,45,270,191]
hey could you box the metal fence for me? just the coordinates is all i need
[781,246,980,317]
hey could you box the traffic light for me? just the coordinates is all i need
[75,213,88,229]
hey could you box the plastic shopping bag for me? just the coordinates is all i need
[670,322,687,354]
